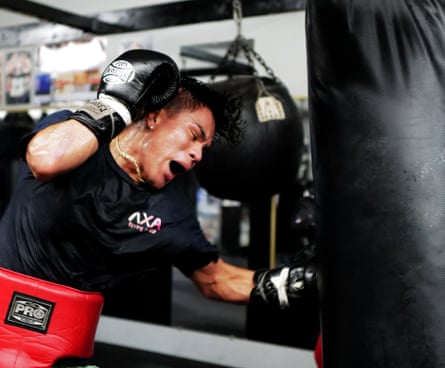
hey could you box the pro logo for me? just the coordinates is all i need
[5,292,55,334]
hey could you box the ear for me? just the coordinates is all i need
[145,112,158,130]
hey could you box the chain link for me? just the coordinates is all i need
[215,0,282,84]
[233,0,243,37]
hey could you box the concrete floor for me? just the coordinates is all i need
[90,254,317,367]
[90,255,247,367]
[170,256,247,338]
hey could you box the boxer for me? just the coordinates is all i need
[0,48,316,366]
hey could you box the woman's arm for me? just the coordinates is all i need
[26,119,99,182]
[191,256,318,308]
[190,258,255,304]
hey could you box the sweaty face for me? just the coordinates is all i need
[141,106,215,189]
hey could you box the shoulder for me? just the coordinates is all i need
[34,110,73,131]
[18,110,74,159]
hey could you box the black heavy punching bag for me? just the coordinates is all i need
[307,1,445,367]
[196,76,304,201]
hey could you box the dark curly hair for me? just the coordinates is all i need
[163,77,244,145]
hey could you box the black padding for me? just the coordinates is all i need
[307,1,445,367]
[196,76,304,201]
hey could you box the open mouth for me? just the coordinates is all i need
[170,161,186,175]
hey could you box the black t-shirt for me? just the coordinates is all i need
[0,110,219,291]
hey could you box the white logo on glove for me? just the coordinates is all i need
[102,59,135,84]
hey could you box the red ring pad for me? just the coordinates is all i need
[0,268,104,368]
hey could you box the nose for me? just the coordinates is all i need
[189,144,203,164]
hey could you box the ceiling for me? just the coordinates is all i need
[0,0,181,27]
[0,0,306,47]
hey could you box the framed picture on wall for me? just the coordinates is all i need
[38,38,106,104]
[4,48,35,108]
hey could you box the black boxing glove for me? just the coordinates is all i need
[291,187,316,241]
[251,262,317,309]
[69,97,129,145]
[99,49,180,119]
[70,49,180,144]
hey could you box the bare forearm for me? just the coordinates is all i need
[191,259,255,304]
[26,119,99,181]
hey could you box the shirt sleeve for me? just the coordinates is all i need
[171,217,220,277]
[174,246,220,277]
[18,110,73,161]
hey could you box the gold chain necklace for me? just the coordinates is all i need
[115,136,145,183]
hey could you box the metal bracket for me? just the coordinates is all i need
[0,0,306,47]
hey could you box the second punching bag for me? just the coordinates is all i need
[196,76,305,201]
[307,1,445,367]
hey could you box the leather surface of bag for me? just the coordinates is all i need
[196,75,305,201]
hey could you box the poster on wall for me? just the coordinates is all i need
[4,49,34,108]
[37,38,107,104]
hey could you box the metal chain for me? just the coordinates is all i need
[233,0,243,37]
[244,44,282,84]
[214,0,243,74]
[215,0,282,85]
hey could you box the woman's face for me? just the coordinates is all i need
[140,105,215,189]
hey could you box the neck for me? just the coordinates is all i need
[114,136,145,184]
